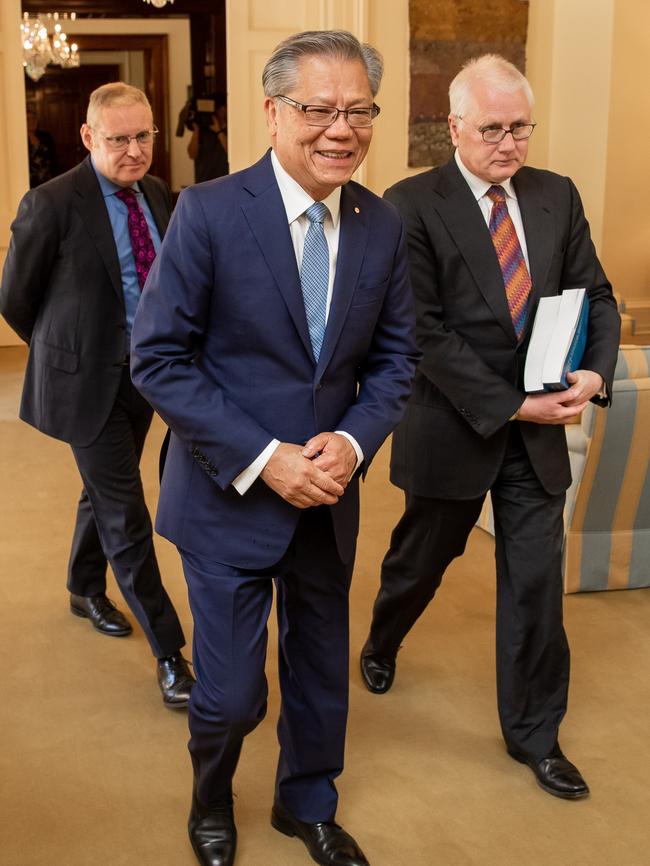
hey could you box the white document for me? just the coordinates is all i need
[541,289,587,387]
[524,295,562,392]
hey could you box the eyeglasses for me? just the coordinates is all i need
[456,117,536,143]
[274,95,380,128]
[95,127,159,151]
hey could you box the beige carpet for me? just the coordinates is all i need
[1,344,649,866]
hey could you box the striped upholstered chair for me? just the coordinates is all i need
[476,345,650,593]
[563,345,650,592]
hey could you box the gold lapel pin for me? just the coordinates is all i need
[354,206,360,214]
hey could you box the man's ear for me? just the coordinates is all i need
[80,123,94,153]
[448,113,460,147]
[264,97,278,136]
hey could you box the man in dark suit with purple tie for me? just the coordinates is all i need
[360,54,620,800]
[131,30,418,866]
[0,83,194,708]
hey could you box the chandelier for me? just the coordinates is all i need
[21,12,80,82]
[142,0,175,7]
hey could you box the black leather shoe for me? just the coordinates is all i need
[189,790,236,866]
[157,653,195,708]
[507,745,590,799]
[271,800,370,866]
[360,643,395,694]
[70,593,132,637]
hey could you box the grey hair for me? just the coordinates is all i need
[449,54,534,118]
[262,30,383,98]
[87,82,152,127]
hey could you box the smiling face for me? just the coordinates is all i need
[449,82,532,184]
[80,100,154,187]
[265,54,374,200]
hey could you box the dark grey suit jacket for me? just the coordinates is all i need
[0,156,171,446]
[387,157,621,499]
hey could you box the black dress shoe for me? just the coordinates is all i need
[360,643,395,694]
[271,800,370,866]
[70,593,132,637]
[189,791,236,866]
[507,745,590,799]
[157,653,195,708]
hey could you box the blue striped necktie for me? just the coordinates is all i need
[300,201,330,361]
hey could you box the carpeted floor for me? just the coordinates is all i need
[1,344,649,866]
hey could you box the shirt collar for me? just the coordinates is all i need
[271,149,341,228]
[454,149,517,202]
[91,156,142,199]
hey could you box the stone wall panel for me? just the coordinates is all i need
[409,0,529,167]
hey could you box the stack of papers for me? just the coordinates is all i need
[524,288,589,393]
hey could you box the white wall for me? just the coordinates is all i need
[366,0,424,195]
[526,0,615,253]
[0,0,29,346]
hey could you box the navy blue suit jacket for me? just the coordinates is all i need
[131,151,418,569]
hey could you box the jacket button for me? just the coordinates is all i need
[315,382,322,391]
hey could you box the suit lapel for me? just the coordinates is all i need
[240,153,314,362]
[140,175,170,238]
[433,160,516,343]
[317,183,368,374]
[73,157,123,304]
[513,167,555,333]
[435,159,517,342]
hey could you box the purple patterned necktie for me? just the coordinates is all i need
[115,187,156,289]
[487,185,532,339]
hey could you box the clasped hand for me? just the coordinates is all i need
[516,369,604,424]
[261,433,357,508]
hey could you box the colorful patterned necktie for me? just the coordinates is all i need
[300,201,330,361]
[115,187,156,290]
[487,185,532,339]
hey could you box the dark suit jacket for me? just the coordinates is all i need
[387,157,621,499]
[131,150,418,569]
[0,156,172,447]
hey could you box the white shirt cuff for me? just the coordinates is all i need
[232,431,363,495]
[232,439,280,495]
[335,430,364,478]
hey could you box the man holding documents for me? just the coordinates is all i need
[360,54,620,799]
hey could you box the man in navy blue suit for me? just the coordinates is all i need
[131,30,418,866]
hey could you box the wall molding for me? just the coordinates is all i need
[623,299,650,337]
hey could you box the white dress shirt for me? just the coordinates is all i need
[231,151,363,495]
[454,149,530,271]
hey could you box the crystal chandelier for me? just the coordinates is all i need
[142,0,175,7]
[21,12,80,82]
